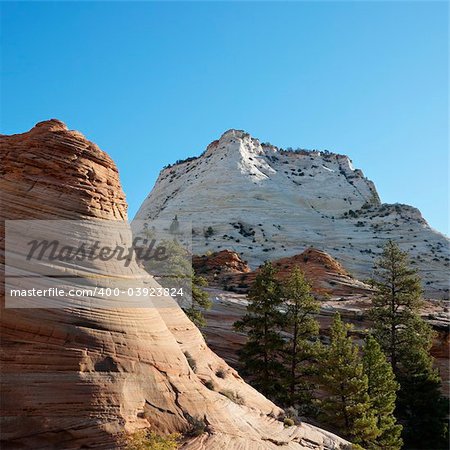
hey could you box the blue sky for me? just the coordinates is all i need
[1,1,448,234]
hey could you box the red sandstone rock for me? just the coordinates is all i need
[0,121,349,450]
[203,247,373,296]
[192,249,251,282]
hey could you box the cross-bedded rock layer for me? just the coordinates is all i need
[136,129,449,299]
[0,121,349,450]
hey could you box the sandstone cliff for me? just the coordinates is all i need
[135,129,449,299]
[0,121,349,449]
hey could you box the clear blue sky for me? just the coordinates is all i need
[1,1,448,235]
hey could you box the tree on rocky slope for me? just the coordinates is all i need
[138,237,211,327]
[183,273,211,328]
[319,314,378,446]
[370,240,449,449]
[234,262,286,400]
[369,240,424,375]
[280,267,321,413]
[362,335,403,450]
[396,339,449,449]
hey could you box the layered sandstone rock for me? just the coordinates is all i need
[195,247,372,297]
[192,250,251,284]
[135,129,450,299]
[0,121,349,449]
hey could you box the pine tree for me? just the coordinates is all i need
[234,262,286,400]
[140,238,211,327]
[319,314,378,445]
[183,273,212,328]
[369,240,423,375]
[362,335,402,450]
[281,267,321,413]
[396,328,449,449]
[169,215,180,234]
[370,240,449,449]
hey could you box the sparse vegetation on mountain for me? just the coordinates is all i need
[121,429,180,450]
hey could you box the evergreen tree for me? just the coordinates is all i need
[183,273,212,328]
[362,335,402,450]
[281,267,321,413]
[370,240,449,449]
[234,262,286,400]
[396,330,449,449]
[140,238,211,327]
[319,314,378,445]
[169,215,180,234]
[369,240,423,375]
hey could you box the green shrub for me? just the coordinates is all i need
[121,429,180,450]
[183,351,197,373]
[215,368,226,379]
[283,418,295,427]
[186,416,207,437]
[219,389,244,405]
[204,379,215,390]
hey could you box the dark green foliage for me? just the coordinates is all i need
[183,273,212,328]
[185,415,207,437]
[203,379,215,391]
[234,262,286,400]
[280,267,321,413]
[141,238,211,327]
[369,240,424,375]
[362,335,402,450]
[204,226,214,238]
[370,240,449,449]
[319,314,378,445]
[396,343,449,449]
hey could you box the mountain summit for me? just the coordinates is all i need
[135,130,449,299]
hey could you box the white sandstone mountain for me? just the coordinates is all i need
[135,129,449,299]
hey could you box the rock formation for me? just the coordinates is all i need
[135,129,449,299]
[0,121,349,449]
[192,249,251,284]
[195,247,372,297]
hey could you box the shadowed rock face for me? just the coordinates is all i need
[0,121,349,450]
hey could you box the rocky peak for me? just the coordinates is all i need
[1,119,127,220]
[136,129,449,299]
[33,118,69,133]
[1,121,350,450]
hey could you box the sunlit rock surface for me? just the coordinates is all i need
[136,129,449,299]
[0,121,349,450]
